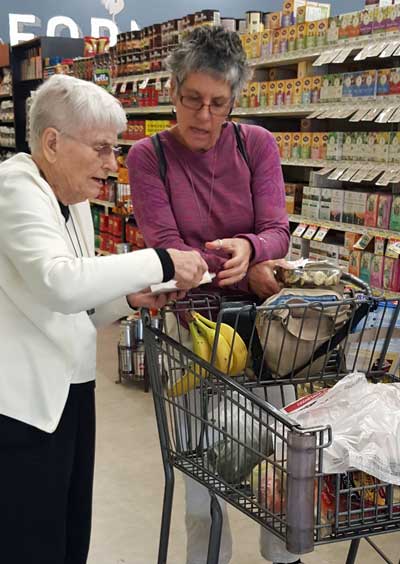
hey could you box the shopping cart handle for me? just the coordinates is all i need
[341,272,372,296]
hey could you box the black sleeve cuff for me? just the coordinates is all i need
[155,248,175,282]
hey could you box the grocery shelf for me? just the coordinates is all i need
[0,144,16,149]
[0,119,15,124]
[124,105,174,115]
[288,214,400,240]
[248,30,400,69]
[89,198,115,208]
[113,70,170,84]
[280,159,396,172]
[0,93,13,99]
[118,139,137,146]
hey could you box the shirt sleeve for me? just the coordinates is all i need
[127,140,226,275]
[234,126,290,264]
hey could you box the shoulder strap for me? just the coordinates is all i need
[151,133,167,184]
[232,121,251,172]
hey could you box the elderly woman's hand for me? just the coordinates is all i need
[127,289,187,310]
[248,260,282,300]
[206,237,252,287]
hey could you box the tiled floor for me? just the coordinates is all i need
[88,324,399,564]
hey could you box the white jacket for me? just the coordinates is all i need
[0,153,164,432]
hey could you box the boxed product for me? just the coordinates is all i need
[308,186,321,219]
[339,11,361,39]
[316,18,328,46]
[342,132,353,161]
[360,7,374,34]
[282,132,293,159]
[326,131,343,161]
[389,68,400,96]
[361,69,377,97]
[344,231,359,251]
[285,183,303,214]
[390,195,400,231]
[311,75,322,103]
[374,236,386,256]
[330,189,345,221]
[320,133,328,159]
[360,252,373,283]
[305,21,318,47]
[261,30,272,57]
[246,11,263,33]
[240,84,250,107]
[331,74,343,101]
[354,192,368,225]
[296,22,307,49]
[302,76,313,104]
[266,11,282,30]
[292,78,303,104]
[353,132,367,161]
[291,132,302,159]
[300,132,312,159]
[287,25,297,51]
[268,81,277,105]
[276,80,285,105]
[272,30,281,56]
[296,4,306,24]
[319,188,332,220]
[285,79,295,105]
[320,75,330,102]
[259,82,268,106]
[327,15,339,43]
[370,254,384,288]
[343,191,354,224]
[280,27,289,53]
[274,133,284,157]
[311,132,323,159]
[375,132,391,163]
[383,257,399,291]
[372,6,388,34]
[242,34,252,59]
[364,193,379,227]
[249,82,260,108]
[250,32,262,58]
[377,193,393,229]
[301,185,312,216]
[290,236,302,260]
[348,250,362,276]
[389,132,400,163]
[342,72,354,98]
[385,4,400,33]
[377,68,391,96]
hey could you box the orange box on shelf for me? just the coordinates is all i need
[287,24,297,51]
[251,32,261,58]
[282,132,292,159]
[291,132,301,159]
[292,78,303,105]
[276,80,285,105]
[135,230,146,249]
[259,81,269,106]
[266,11,282,30]
[272,29,281,56]
[249,82,260,108]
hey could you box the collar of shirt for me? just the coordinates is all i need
[58,200,70,222]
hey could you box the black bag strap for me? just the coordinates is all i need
[151,133,167,184]
[151,122,251,184]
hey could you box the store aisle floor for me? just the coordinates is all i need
[89,324,399,564]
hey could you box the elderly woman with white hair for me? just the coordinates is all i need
[0,74,206,564]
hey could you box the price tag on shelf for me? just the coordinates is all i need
[361,107,384,121]
[303,224,318,240]
[139,77,149,90]
[354,233,373,251]
[368,42,389,58]
[388,105,400,123]
[155,78,162,91]
[313,49,340,66]
[375,106,398,123]
[315,166,335,176]
[332,47,354,64]
[313,227,329,241]
[119,81,128,94]
[328,167,347,180]
[363,167,385,182]
[393,43,400,57]
[111,81,118,94]
[380,41,400,58]
[293,223,308,237]
[339,166,361,182]
[350,166,373,183]
[376,169,396,186]
[354,45,372,61]
[307,108,324,119]
[349,107,372,122]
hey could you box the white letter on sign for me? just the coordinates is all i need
[9,14,40,46]
[91,18,118,47]
[47,17,80,38]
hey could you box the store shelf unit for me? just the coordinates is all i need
[288,215,400,240]
[124,105,174,115]
[114,70,170,84]
[11,37,84,152]
[89,198,115,209]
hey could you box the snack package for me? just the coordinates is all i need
[274,258,342,287]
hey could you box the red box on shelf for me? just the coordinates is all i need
[111,214,123,237]
[136,230,145,249]
[99,213,109,233]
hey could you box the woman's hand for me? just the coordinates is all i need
[127,289,187,310]
[248,260,281,300]
[205,237,253,287]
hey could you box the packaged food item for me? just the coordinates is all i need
[268,81,277,106]
[365,193,379,227]
[266,11,282,30]
[240,84,250,108]
[349,250,362,277]
[280,27,289,54]
[282,133,292,159]
[330,189,344,221]
[377,68,391,96]
[360,7,373,34]
[326,132,343,161]
[284,80,294,105]
[249,82,260,108]
[311,76,322,103]
[389,68,400,96]
[360,252,373,283]
[389,132,400,163]
[301,76,312,104]
[272,29,281,56]
[305,21,318,48]
[300,132,311,160]
[370,255,384,288]
[296,23,307,49]
[261,30,272,57]
[97,36,110,54]
[291,132,301,159]
[377,194,393,229]
[84,36,97,57]
[327,15,339,43]
[259,82,268,107]
[276,80,285,105]
[275,259,342,287]
[390,195,400,231]
[311,132,322,160]
[287,24,297,51]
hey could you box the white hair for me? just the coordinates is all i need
[29,74,127,153]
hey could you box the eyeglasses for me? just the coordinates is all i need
[60,132,121,159]
[179,95,233,117]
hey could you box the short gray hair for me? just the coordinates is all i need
[166,26,251,99]
[29,74,127,153]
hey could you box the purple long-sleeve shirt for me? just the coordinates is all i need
[127,122,290,291]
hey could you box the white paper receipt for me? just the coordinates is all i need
[150,272,215,295]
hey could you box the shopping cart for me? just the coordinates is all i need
[143,273,400,564]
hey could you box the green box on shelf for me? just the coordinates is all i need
[360,252,373,284]
[390,195,400,232]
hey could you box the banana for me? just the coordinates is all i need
[192,311,248,376]
[167,321,211,398]
[192,314,231,374]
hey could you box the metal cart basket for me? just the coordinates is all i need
[143,275,400,564]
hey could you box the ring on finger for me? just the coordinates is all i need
[217,238,223,250]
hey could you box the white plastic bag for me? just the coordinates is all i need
[288,372,400,485]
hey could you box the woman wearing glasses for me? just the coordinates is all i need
[128,27,298,564]
[0,74,207,564]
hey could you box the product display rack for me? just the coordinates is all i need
[11,37,84,152]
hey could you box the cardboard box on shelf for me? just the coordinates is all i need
[375,132,390,163]
[370,254,384,289]
[320,74,330,102]
[342,72,354,98]
[284,79,295,105]
[320,132,328,160]
[274,133,284,157]
[259,81,269,106]
[354,192,368,225]
[296,22,307,49]
[389,132,400,163]
[302,76,313,104]
[276,80,285,105]
[280,27,289,53]
[249,82,260,108]
[268,81,277,105]
[342,132,353,161]
[375,236,386,256]
[383,256,397,290]
[311,132,322,159]
[377,194,393,229]
[349,250,362,277]
[372,6,388,34]
[389,68,400,96]
[250,32,261,58]
[326,131,343,161]
[266,11,282,29]
[308,186,321,219]
[319,188,332,220]
[311,75,322,103]
[261,30,272,57]
[365,193,379,227]
[343,191,354,224]
[327,15,339,43]
[285,183,303,214]
[330,189,345,222]
[292,78,303,104]
[331,74,343,102]
[287,24,298,50]
[345,231,359,251]
[291,132,302,159]
[315,18,328,45]
[305,20,318,47]
[360,251,373,283]
[390,195,400,231]
[282,132,293,159]
[360,7,374,34]
[300,132,312,159]
[377,68,391,96]
[240,83,250,108]
[386,3,400,32]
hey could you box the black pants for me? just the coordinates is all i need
[0,381,96,564]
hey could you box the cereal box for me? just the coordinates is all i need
[360,7,373,34]
[370,255,384,289]
[300,132,311,160]
[377,68,391,96]
[268,81,277,106]
[302,76,312,104]
[365,193,379,226]
[348,250,362,277]
[272,29,281,56]
[249,82,260,108]
[266,11,282,30]
[292,78,303,104]
[360,252,373,283]
[250,32,261,58]
[311,76,322,103]
[305,21,318,48]
[276,80,285,105]
[389,68,400,96]
[285,79,295,105]
[390,194,400,231]
[280,27,289,54]
[282,132,292,159]
[327,15,339,43]
[261,30,272,57]
[316,19,328,46]
[377,194,393,229]
[259,81,268,107]
[287,25,297,51]
[291,132,302,159]
[296,23,307,50]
